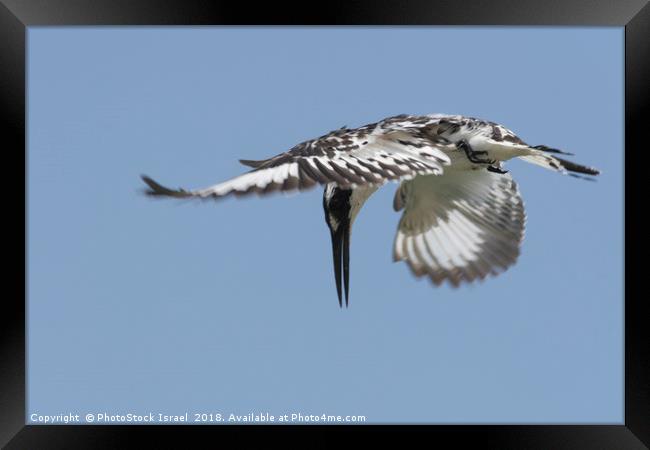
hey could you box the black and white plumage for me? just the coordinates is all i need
[142,113,600,307]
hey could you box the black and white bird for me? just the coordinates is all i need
[141,113,599,307]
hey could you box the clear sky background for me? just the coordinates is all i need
[27,27,623,424]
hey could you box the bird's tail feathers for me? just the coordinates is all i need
[530,144,574,156]
[518,148,600,178]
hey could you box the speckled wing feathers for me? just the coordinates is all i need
[142,115,454,200]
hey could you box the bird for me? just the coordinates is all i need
[141,113,600,307]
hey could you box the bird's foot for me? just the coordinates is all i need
[487,165,509,174]
[457,140,494,165]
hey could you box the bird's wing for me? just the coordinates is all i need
[393,169,526,287]
[141,118,452,200]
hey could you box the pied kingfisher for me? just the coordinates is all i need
[142,113,600,307]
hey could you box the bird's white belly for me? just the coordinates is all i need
[349,184,379,223]
[443,149,482,171]
[439,135,529,172]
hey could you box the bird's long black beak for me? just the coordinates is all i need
[324,185,354,308]
[329,221,351,308]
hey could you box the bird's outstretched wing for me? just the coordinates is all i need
[141,115,452,199]
[393,169,526,287]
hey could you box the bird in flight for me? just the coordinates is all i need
[141,113,599,307]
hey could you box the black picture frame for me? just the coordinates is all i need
[4,0,647,447]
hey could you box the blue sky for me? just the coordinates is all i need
[27,27,623,424]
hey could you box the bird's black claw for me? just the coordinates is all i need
[458,140,494,165]
[487,165,508,174]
